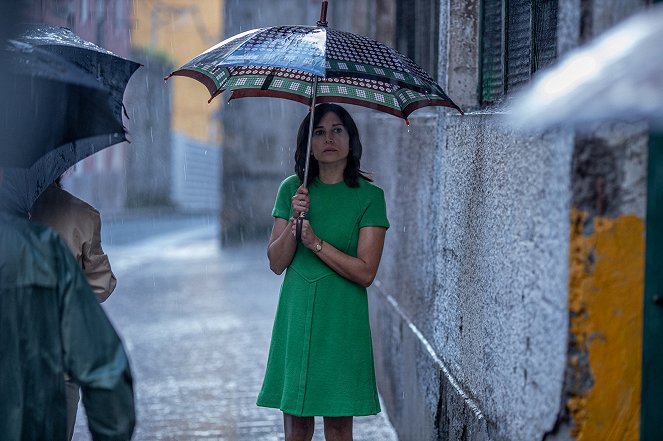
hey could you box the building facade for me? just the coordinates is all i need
[132,0,223,213]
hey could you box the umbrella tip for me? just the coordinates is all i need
[164,73,173,81]
[208,88,223,104]
[405,118,410,126]
[317,0,329,27]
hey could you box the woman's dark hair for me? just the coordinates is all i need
[295,103,372,187]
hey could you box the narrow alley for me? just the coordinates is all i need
[72,214,398,441]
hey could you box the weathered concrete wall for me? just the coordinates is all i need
[360,110,572,441]
[171,133,220,212]
[360,0,650,440]
[546,1,650,438]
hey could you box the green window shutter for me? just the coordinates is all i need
[415,0,440,79]
[480,0,558,104]
[505,0,532,94]
[396,0,416,64]
[481,0,505,104]
[396,0,439,81]
[642,134,663,441]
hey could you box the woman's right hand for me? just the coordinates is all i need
[291,186,310,218]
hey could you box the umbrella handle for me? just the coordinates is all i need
[296,215,304,242]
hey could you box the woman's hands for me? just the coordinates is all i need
[291,186,309,218]
[290,218,320,251]
[267,186,312,274]
[271,184,387,288]
[290,186,319,251]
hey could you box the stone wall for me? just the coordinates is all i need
[360,110,572,441]
[358,0,650,440]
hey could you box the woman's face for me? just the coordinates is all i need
[311,111,350,166]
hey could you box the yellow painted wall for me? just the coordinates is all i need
[568,209,644,441]
[131,0,223,143]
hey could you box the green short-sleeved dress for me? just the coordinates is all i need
[257,174,390,417]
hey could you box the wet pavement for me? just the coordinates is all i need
[72,215,398,441]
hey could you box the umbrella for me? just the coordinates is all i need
[164,0,463,139]
[1,41,120,168]
[166,25,462,120]
[509,4,663,130]
[0,27,140,214]
[166,0,463,239]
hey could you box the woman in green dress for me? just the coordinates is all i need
[257,104,389,441]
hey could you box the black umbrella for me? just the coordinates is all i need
[1,41,121,168]
[18,24,141,131]
[0,27,140,214]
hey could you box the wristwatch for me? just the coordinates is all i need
[314,240,323,253]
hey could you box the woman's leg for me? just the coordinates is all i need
[283,413,314,441]
[323,416,353,441]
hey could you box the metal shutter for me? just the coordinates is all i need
[532,0,558,71]
[505,0,532,94]
[480,0,558,104]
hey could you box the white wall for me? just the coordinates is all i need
[171,132,220,213]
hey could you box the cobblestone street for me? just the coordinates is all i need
[72,216,398,441]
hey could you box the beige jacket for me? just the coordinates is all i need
[31,186,117,302]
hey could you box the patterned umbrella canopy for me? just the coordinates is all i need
[166,25,463,120]
[166,0,463,241]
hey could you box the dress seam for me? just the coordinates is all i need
[295,281,317,414]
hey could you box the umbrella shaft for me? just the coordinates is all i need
[303,76,319,190]
[318,0,329,27]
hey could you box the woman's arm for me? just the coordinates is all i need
[267,186,309,275]
[295,220,386,287]
[267,217,297,274]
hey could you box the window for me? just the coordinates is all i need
[395,0,440,80]
[480,0,558,105]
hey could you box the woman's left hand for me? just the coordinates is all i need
[291,219,319,250]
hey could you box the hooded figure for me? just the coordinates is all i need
[0,173,135,441]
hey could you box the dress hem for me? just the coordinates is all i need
[256,401,380,418]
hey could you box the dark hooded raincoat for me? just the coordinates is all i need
[0,212,135,441]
